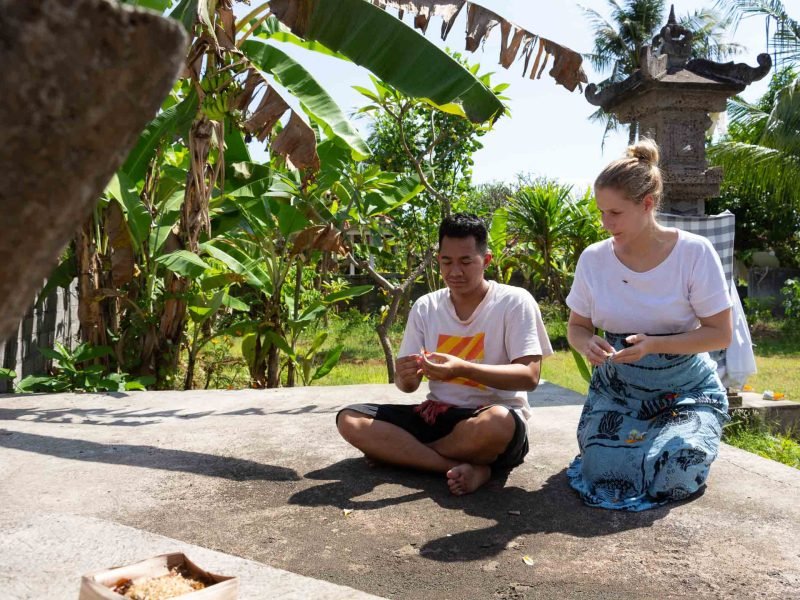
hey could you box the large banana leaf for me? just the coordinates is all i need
[202,239,273,291]
[105,173,151,246]
[169,0,199,33]
[156,250,211,278]
[241,40,371,159]
[121,0,173,10]
[257,16,351,61]
[272,0,503,124]
[122,92,198,183]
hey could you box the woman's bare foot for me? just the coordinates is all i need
[446,463,491,495]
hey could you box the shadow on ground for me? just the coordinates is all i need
[0,429,299,481]
[290,458,672,562]
[0,403,339,427]
[0,405,217,427]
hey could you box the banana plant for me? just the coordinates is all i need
[41,0,507,390]
[0,369,16,389]
[266,329,343,387]
[202,181,372,387]
[488,206,517,284]
[183,272,251,389]
[15,343,155,393]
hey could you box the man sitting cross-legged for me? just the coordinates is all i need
[336,213,553,495]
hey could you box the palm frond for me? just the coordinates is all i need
[682,9,745,60]
[715,0,799,63]
[727,95,770,139]
[773,18,800,62]
[762,79,800,154]
[709,140,800,208]
[715,0,788,27]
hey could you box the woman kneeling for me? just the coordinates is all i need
[566,139,732,511]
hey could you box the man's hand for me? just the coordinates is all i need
[418,351,468,381]
[584,334,616,366]
[395,354,423,392]
[611,334,653,364]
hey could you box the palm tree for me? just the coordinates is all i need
[584,0,741,145]
[709,1,799,256]
[716,0,800,67]
[506,180,577,305]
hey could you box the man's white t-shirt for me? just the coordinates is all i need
[398,280,553,419]
[566,229,732,334]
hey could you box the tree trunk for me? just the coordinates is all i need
[267,343,280,388]
[287,263,302,387]
[152,118,216,389]
[397,249,414,323]
[286,356,295,387]
[251,334,267,388]
[348,251,432,384]
[76,216,108,349]
[184,347,196,390]
[376,279,407,383]
[155,270,188,389]
[376,320,396,383]
[265,287,283,388]
[204,364,214,389]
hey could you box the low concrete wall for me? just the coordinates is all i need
[737,394,800,439]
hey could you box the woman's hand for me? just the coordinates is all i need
[611,334,653,364]
[584,335,616,366]
[418,351,468,381]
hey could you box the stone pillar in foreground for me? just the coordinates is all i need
[0,0,187,340]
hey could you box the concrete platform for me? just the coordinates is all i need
[1,382,799,599]
[1,514,383,600]
[739,392,800,438]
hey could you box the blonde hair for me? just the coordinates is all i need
[595,138,663,208]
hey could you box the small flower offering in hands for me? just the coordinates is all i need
[416,347,430,365]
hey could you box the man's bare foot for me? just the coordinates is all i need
[364,455,384,468]
[446,463,491,496]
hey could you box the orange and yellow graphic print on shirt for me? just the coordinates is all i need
[436,332,487,389]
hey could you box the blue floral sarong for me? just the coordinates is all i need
[567,332,729,511]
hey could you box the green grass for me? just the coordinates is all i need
[745,355,800,401]
[747,319,800,401]
[541,350,588,394]
[313,360,389,386]
[724,411,800,469]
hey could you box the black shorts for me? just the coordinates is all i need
[337,403,529,471]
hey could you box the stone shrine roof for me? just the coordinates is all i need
[586,5,771,111]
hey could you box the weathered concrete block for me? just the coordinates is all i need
[0,0,187,340]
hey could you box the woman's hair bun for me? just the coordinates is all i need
[625,138,660,166]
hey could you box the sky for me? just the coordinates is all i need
[239,0,800,191]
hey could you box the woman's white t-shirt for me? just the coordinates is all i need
[399,281,553,419]
[566,229,732,335]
